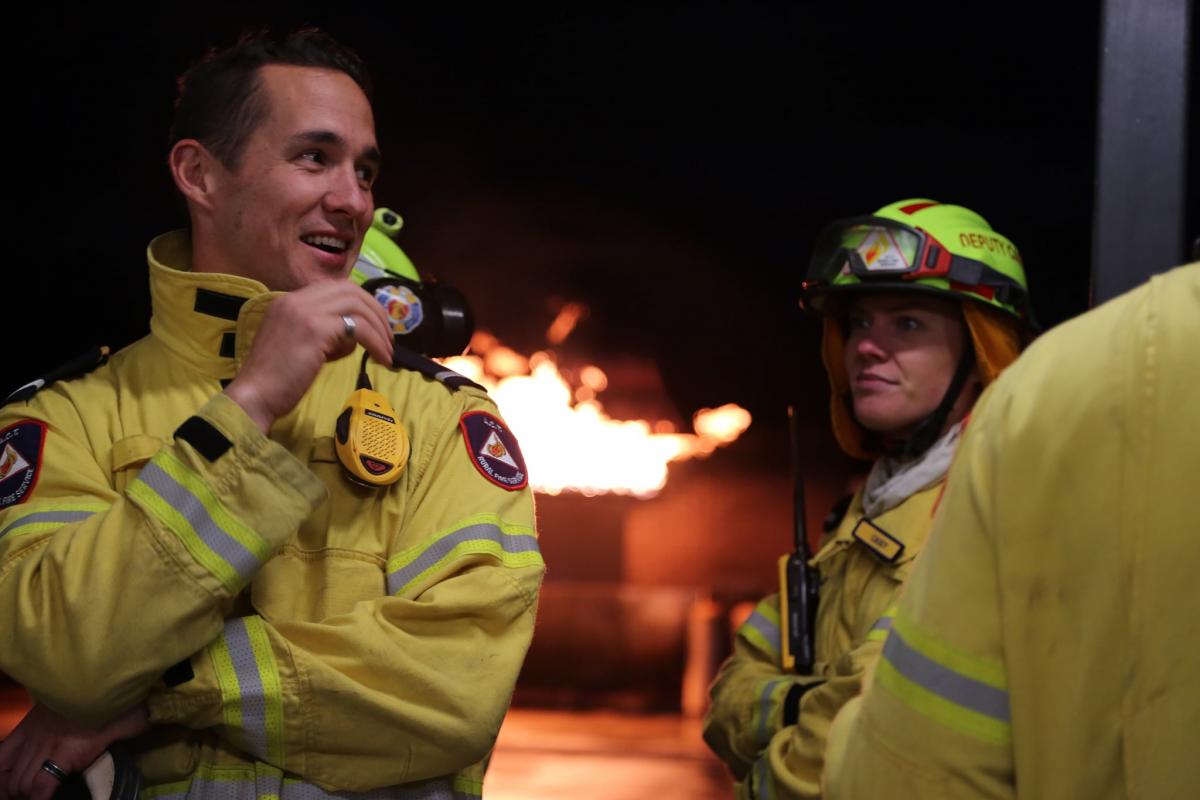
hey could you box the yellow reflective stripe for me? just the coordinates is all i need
[207,617,285,765]
[751,678,790,747]
[145,450,272,564]
[386,513,543,597]
[452,754,487,798]
[875,611,1010,745]
[129,476,239,591]
[892,612,1005,690]
[875,657,1011,746]
[244,617,286,767]
[0,500,108,541]
[128,450,271,593]
[866,604,898,643]
[738,596,782,656]
[756,597,780,627]
[452,775,483,797]
[142,762,283,800]
[209,632,245,733]
[751,754,776,800]
[144,760,468,798]
[140,781,190,800]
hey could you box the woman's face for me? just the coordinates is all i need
[842,293,967,436]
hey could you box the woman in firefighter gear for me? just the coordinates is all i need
[823,264,1198,800]
[0,32,542,800]
[702,199,1034,798]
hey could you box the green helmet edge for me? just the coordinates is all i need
[353,207,420,284]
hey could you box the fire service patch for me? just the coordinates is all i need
[459,411,528,490]
[1,420,46,509]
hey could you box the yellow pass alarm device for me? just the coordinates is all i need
[336,364,409,487]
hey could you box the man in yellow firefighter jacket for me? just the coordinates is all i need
[0,32,544,800]
[823,265,1198,799]
[703,200,1034,798]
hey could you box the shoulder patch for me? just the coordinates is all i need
[1,420,47,509]
[459,411,528,490]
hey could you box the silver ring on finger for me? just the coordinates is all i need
[340,314,357,338]
[40,759,68,783]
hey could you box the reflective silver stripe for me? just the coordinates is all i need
[138,460,260,581]
[883,628,1010,722]
[0,509,95,540]
[433,371,460,383]
[150,776,467,799]
[757,679,786,746]
[224,619,270,760]
[283,780,460,799]
[753,755,771,800]
[387,522,540,595]
[742,609,781,655]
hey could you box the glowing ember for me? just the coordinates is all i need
[443,333,751,498]
[546,302,588,345]
[579,365,608,392]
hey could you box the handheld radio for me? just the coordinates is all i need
[335,354,410,487]
[778,405,820,673]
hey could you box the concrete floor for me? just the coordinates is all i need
[487,708,732,799]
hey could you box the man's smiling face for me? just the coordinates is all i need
[205,64,380,291]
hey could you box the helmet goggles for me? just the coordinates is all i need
[805,215,1030,313]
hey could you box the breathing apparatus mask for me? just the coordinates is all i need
[351,208,474,358]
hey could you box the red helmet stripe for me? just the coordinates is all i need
[898,201,940,215]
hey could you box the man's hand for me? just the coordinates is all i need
[0,703,149,800]
[225,281,394,433]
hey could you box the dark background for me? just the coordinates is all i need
[6,4,1195,441]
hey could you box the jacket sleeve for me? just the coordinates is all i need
[702,595,823,781]
[820,386,1014,800]
[0,391,327,724]
[740,610,891,799]
[146,391,545,791]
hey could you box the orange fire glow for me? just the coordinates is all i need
[546,302,588,345]
[443,334,751,498]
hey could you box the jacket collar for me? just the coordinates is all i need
[146,230,283,380]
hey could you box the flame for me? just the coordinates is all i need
[443,333,750,498]
[693,404,752,443]
[546,302,588,345]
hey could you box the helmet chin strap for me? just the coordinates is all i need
[887,346,977,461]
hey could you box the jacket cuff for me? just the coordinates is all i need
[194,393,329,538]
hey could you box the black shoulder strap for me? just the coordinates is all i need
[390,344,485,392]
[4,346,111,406]
[822,492,855,533]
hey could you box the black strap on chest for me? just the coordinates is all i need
[391,344,484,392]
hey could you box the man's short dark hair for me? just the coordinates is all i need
[169,29,373,170]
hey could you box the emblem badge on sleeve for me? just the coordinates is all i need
[0,420,46,509]
[459,411,528,490]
